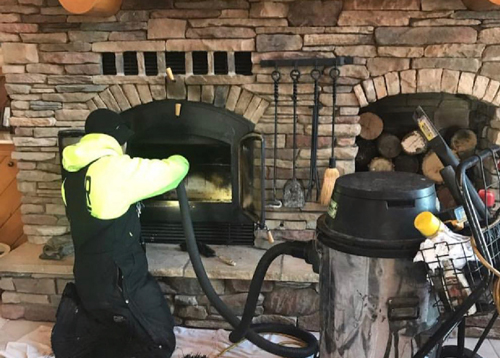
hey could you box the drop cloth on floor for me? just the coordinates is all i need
[0,325,52,358]
[0,325,319,358]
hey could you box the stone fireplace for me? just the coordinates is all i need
[4,0,500,245]
[2,0,500,334]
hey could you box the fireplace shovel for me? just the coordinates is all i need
[283,69,305,208]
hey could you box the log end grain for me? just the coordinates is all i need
[401,130,428,156]
[377,133,402,159]
[422,151,444,183]
[369,157,394,172]
[359,112,383,141]
[450,129,477,155]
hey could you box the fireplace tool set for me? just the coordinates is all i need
[260,57,353,209]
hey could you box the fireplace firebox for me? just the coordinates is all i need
[59,100,265,246]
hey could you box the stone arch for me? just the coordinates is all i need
[352,69,500,109]
[84,83,270,125]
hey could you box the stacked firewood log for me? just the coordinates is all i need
[356,112,478,209]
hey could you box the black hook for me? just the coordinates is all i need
[290,68,301,81]
[329,66,340,79]
[311,68,321,81]
[271,69,281,82]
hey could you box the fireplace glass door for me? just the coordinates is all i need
[129,136,232,203]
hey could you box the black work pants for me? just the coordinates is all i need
[51,283,174,358]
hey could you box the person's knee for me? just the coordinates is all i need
[52,284,79,343]
[51,283,100,358]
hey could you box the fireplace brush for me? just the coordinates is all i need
[320,66,341,206]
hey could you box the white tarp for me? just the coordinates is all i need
[414,236,476,271]
[0,325,319,358]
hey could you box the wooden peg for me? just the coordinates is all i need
[175,103,182,117]
[0,243,10,259]
[166,67,175,82]
[266,229,274,244]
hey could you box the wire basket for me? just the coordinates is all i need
[419,228,497,317]
[419,147,500,319]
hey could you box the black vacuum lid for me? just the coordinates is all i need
[335,172,435,201]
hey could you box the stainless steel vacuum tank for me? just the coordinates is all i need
[316,172,439,358]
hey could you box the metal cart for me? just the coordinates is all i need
[415,146,500,358]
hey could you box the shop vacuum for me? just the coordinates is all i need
[316,172,439,358]
[177,171,439,358]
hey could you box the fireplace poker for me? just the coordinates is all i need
[306,67,322,202]
[283,68,305,208]
[266,68,283,209]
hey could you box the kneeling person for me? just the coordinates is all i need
[52,109,189,358]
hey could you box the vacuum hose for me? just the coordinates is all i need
[177,182,319,358]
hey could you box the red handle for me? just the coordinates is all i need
[479,189,495,208]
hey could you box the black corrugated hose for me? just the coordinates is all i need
[176,182,319,358]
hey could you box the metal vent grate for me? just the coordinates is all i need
[141,222,255,245]
[102,53,116,75]
[144,52,158,76]
[214,51,228,75]
[166,51,186,74]
[123,51,139,75]
[192,51,208,75]
[235,52,253,76]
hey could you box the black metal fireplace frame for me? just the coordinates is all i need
[59,100,266,245]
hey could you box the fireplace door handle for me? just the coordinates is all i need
[239,133,267,229]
